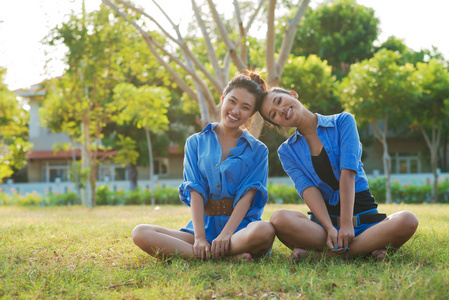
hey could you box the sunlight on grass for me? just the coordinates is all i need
[1,204,448,299]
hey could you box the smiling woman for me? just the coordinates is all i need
[131,70,276,262]
[258,85,419,262]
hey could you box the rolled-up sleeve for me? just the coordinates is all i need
[233,146,268,218]
[338,113,362,171]
[278,145,314,199]
[178,136,209,206]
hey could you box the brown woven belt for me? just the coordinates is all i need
[204,198,234,216]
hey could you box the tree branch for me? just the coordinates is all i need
[276,0,310,77]
[113,0,222,92]
[206,0,246,71]
[191,0,224,86]
[233,0,247,65]
[370,121,384,145]
[266,0,277,85]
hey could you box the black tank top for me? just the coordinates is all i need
[311,147,377,215]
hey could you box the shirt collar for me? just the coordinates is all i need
[288,114,335,144]
[200,122,254,150]
[200,122,218,134]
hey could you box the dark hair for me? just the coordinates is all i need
[222,70,267,112]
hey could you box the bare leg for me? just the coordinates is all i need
[271,210,418,261]
[227,221,276,260]
[132,224,195,259]
[270,209,328,250]
[343,211,419,260]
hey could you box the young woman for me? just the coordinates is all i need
[132,72,275,261]
[259,87,419,261]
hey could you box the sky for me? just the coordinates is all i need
[0,0,448,91]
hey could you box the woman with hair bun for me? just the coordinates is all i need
[132,71,275,261]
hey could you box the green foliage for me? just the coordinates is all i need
[113,134,139,167]
[0,67,33,182]
[414,59,449,128]
[110,83,170,133]
[4,181,449,207]
[267,183,303,204]
[94,185,179,206]
[281,54,342,114]
[292,0,379,78]
[340,49,420,129]
[45,192,79,206]
[378,36,446,66]
[368,177,449,204]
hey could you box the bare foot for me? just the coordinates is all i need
[371,249,387,261]
[290,248,309,263]
[230,253,254,262]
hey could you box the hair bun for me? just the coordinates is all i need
[245,70,267,93]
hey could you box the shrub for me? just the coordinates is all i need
[153,185,180,205]
[46,192,79,206]
[267,183,303,204]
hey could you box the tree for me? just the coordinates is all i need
[110,83,170,204]
[413,59,449,203]
[292,0,379,79]
[0,67,33,182]
[42,5,143,206]
[378,36,446,66]
[340,49,420,203]
[281,54,341,115]
[102,0,311,138]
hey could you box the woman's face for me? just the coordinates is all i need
[220,87,256,129]
[260,91,300,127]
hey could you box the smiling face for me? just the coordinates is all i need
[220,87,257,129]
[260,90,302,127]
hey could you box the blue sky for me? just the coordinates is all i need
[0,0,448,90]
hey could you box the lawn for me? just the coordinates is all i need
[1,204,448,299]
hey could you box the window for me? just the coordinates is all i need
[98,165,126,181]
[42,162,70,182]
[391,153,421,174]
[154,158,169,176]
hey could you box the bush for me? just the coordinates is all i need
[1,179,449,206]
[267,183,303,204]
[46,192,79,206]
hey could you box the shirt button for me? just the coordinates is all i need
[218,222,222,226]
[216,163,219,167]
[229,153,233,157]
[327,151,330,154]
[333,166,336,170]
[217,184,221,187]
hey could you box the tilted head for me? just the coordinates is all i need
[259,87,301,128]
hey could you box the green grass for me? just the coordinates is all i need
[1,204,448,299]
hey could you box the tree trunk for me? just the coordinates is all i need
[420,124,442,203]
[144,127,155,205]
[431,150,438,203]
[372,120,392,204]
[382,137,392,204]
[442,135,448,172]
[89,164,97,207]
[71,147,81,204]
[81,118,92,207]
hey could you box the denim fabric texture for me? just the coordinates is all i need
[278,113,370,206]
[179,122,268,243]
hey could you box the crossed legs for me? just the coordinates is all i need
[132,220,275,260]
[270,209,418,261]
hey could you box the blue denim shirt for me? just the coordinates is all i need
[278,113,369,206]
[179,123,268,243]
